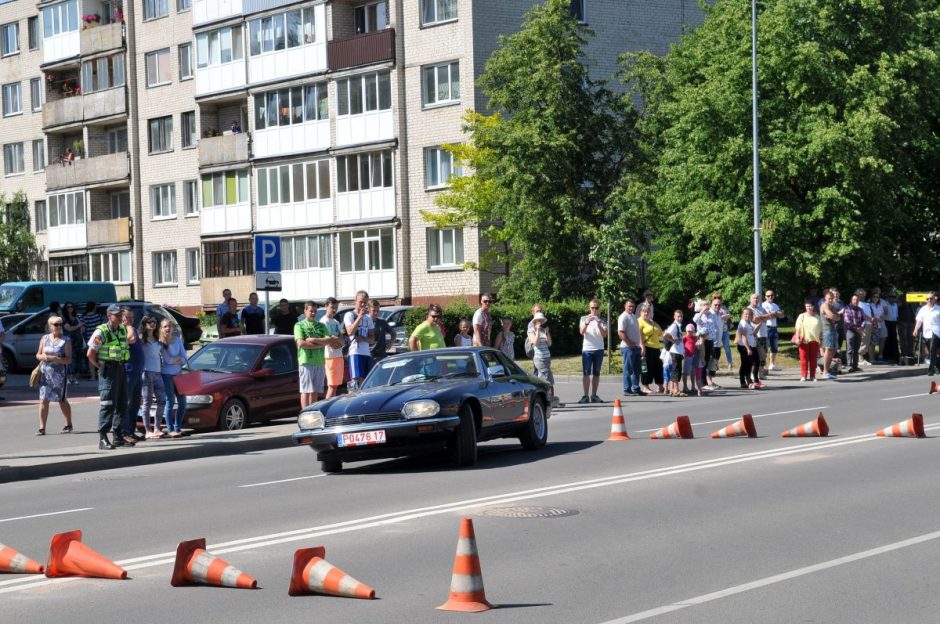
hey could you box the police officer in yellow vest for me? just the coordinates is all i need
[87,304,134,450]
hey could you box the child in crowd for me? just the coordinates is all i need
[493,318,516,360]
[682,324,704,396]
[454,318,473,347]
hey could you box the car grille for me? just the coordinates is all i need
[324,413,404,427]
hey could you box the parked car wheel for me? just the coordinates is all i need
[321,459,343,473]
[1,349,15,374]
[519,397,548,450]
[453,403,478,467]
[218,398,248,431]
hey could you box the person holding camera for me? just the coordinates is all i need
[578,298,608,404]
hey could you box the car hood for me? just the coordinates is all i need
[318,380,474,416]
[174,370,242,394]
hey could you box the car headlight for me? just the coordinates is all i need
[402,400,440,420]
[187,394,214,405]
[298,410,324,430]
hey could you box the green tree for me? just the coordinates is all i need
[622,0,940,309]
[0,191,41,283]
[430,0,642,303]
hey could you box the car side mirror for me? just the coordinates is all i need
[251,367,274,379]
[488,364,505,377]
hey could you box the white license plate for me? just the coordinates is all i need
[337,430,387,447]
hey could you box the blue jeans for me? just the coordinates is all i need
[767,326,779,354]
[162,374,187,433]
[722,331,733,365]
[620,346,641,393]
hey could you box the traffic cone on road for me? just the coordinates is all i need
[288,546,375,598]
[607,400,630,441]
[711,414,757,438]
[0,542,44,574]
[876,413,925,438]
[781,413,830,437]
[930,381,938,395]
[171,538,257,589]
[45,530,126,579]
[650,415,694,439]
[437,518,492,612]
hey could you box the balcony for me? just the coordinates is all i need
[43,96,84,129]
[198,132,249,168]
[83,87,126,122]
[87,217,131,247]
[43,31,80,66]
[46,152,129,191]
[47,223,87,252]
[193,0,243,27]
[80,23,123,56]
[327,28,394,72]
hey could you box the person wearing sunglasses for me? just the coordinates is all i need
[578,298,608,404]
[35,315,73,435]
[409,304,446,351]
[472,294,493,347]
[913,292,940,376]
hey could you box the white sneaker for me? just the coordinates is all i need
[800,377,806,382]
[769,364,779,371]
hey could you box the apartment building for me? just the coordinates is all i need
[1,0,702,312]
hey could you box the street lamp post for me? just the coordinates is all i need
[751,0,762,297]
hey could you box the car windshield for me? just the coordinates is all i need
[362,353,480,389]
[189,343,263,373]
[0,285,24,308]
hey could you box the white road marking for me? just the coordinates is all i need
[881,393,928,401]
[3,425,938,594]
[634,406,829,433]
[0,507,93,524]
[238,474,327,488]
[599,528,940,623]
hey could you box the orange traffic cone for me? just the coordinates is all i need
[0,542,44,574]
[45,530,126,579]
[711,413,757,438]
[607,399,630,441]
[288,547,375,598]
[437,518,493,612]
[781,413,829,437]
[171,538,257,589]
[650,415,694,439]
[876,413,925,438]
[930,381,938,395]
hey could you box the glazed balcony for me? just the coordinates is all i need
[46,152,129,191]
[327,28,394,72]
[198,132,249,168]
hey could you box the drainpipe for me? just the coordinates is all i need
[124,4,144,299]
[392,0,411,304]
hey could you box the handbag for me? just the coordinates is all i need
[29,364,42,388]
[524,335,534,358]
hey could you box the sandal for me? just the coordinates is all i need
[61,424,73,433]
[36,428,45,436]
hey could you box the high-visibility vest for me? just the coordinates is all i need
[96,323,129,362]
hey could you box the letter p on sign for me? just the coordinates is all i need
[254,235,281,273]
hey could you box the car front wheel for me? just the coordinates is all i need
[453,403,478,467]
[1,349,15,374]
[218,399,248,431]
[519,397,548,450]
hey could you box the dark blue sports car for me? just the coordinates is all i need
[293,347,555,472]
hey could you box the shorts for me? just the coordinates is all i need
[349,354,372,380]
[682,354,696,375]
[767,327,779,353]
[822,328,838,350]
[581,349,604,376]
[298,365,325,394]
[670,354,684,382]
[325,357,344,387]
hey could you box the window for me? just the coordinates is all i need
[3,142,24,176]
[203,239,252,278]
[181,111,196,148]
[148,115,173,153]
[253,82,327,130]
[186,248,200,284]
[200,170,249,207]
[41,1,79,38]
[195,25,243,68]
[48,192,85,226]
[569,0,585,22]
[1,22,18,56]
[183,180,198,215]
[177,0,191,11]
[50,255,87,281]
[336,151,392,193]
[339,228,394,272]
[336,72,390,117]
[420,0,457,26]
[248,6,315,56]
[282,234,332,270]
[30,78,42,112]
[32,139,44,172]
[256,159,330,206]
[90,251,131,283]
[35,200,47,233]
[427,228,464,268]
[152,251,177,286]
[2,82,22,117]
[425,147,461,188]
[178,43,192,80]
[110,191,129,217]
[82,53,125,93]
[106,127,127,153]
[150,183,176,218]
[144,0,169,20]
[28,16,39,50]
[422,61,459,107]
[145,48,171,87]
[354,1,388,33]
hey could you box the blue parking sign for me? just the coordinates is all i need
[254,235,281,272]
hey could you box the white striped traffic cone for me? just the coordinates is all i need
[650,416,694,439]
[781,413,830,437]
[437,518,492,612]
[171,538,257,589]
[607,399,630,441]
[711,413,757,438]
[288,547,375,598]
[876,413,925,438]
[0,542,44,574]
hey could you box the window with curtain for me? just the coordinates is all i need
[420,0,457,25]
[422,61,459,107]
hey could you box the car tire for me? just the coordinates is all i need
[453,403,478,467]
[218,398,248,431]
[321,459,342,473]
[519,397,548,450]
[0,349,14,374]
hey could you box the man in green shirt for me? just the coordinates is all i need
[409,304,446,351]
[294,301,331,408]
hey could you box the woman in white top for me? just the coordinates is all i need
[139,315,166,438]
[735,308,759,389]
[527,313,554,393]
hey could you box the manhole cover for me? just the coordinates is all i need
[480,506,578,519]
[76,475,141,481]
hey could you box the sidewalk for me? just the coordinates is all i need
[0,361,928,484]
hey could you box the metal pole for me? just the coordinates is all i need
[752,0,762,297]
[264,290,270,334]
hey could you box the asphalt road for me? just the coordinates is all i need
[2,372,939,623]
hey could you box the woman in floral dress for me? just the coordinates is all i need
[36,315,73,435]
